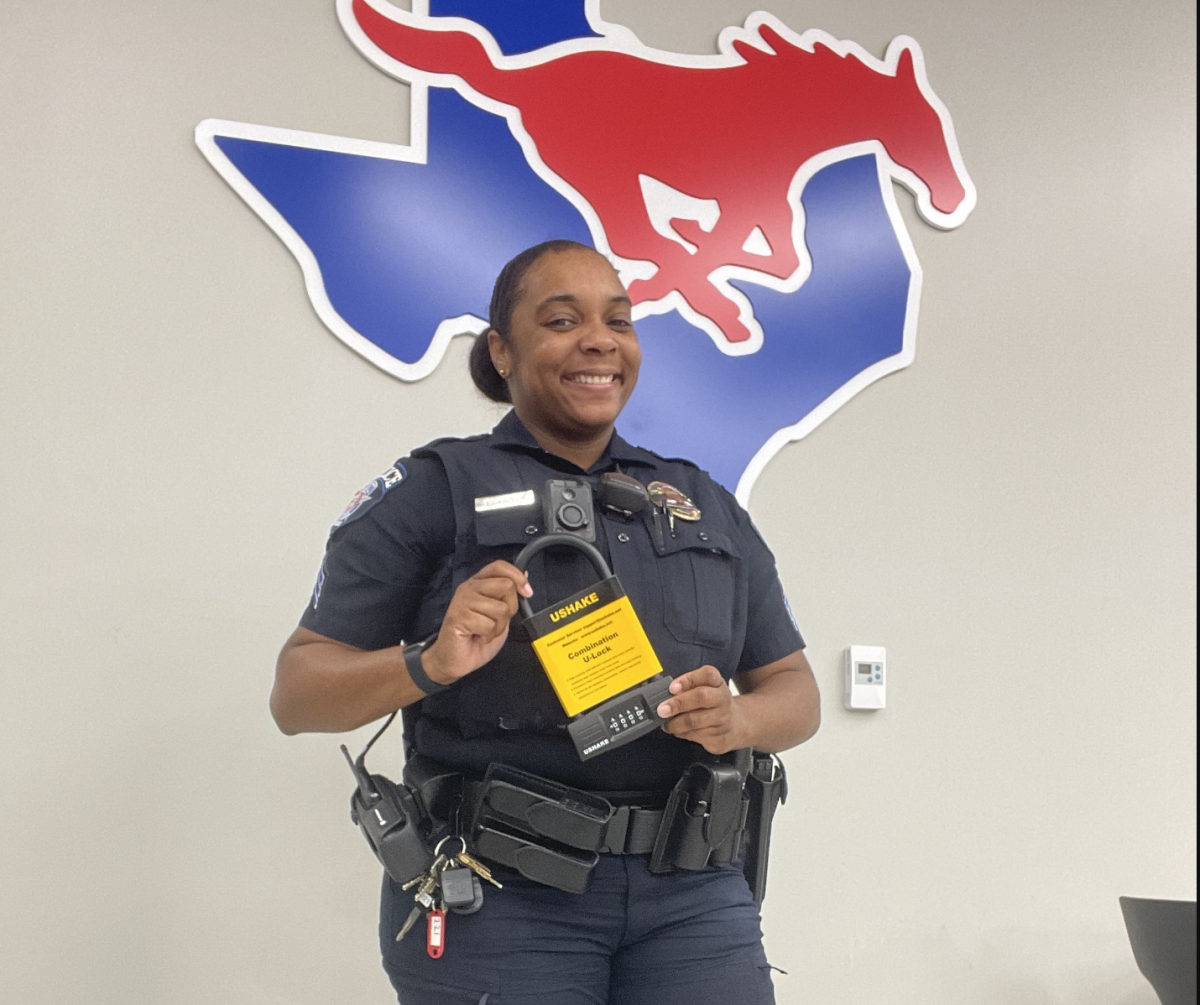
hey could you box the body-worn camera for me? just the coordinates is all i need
[544,473,651,539]
[544,478,596,542]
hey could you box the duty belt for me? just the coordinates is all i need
[467,776,667,855]
[455,759,749,894]
[351,721,786,902]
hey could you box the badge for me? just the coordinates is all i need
[647,481,701,533]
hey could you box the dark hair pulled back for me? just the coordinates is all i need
[468,239,594,403]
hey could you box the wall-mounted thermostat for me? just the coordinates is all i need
[844,645,886,710]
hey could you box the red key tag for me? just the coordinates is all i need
[426,909,446,959]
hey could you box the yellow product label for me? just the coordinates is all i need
[530,594,663,717]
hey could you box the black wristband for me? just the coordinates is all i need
[403,634,449,696]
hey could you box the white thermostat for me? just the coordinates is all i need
[844,645,886,710]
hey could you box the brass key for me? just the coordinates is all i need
[413,856,448,910]
[455,850,503,889]
[401,852,448,891]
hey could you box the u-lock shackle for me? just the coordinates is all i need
[512,535,613,621]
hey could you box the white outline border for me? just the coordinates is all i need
[195,113,488,381]
[734,150,922,504]
[195,0,975,501]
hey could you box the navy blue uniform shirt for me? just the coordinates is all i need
[301,411,803,791]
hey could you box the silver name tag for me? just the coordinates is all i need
[474,490,536,513]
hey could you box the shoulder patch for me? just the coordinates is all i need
[332,461,407,530]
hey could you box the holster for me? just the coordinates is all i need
[649,749,751,874]
[741,752,788,906]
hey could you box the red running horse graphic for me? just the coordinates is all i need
[345,0,975,351]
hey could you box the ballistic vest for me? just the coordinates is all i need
[410,424,746,740]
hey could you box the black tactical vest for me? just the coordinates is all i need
[410,428,747,742]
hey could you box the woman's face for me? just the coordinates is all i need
[492,248,641,442]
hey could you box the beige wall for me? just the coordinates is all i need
[1,1,1194,1003]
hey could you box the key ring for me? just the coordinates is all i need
[434,834,467,858]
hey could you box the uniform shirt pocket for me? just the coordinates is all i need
[466,506,546,585]
[657,528,740,649]
[474,505,543,547]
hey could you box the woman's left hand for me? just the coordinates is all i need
[656,665,750,754]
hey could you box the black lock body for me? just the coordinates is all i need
[567,676,674,760]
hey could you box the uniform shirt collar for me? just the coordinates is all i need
[491,409,657,474]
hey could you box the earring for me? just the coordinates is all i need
[498,369,507,378]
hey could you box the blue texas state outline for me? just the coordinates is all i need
[199,0,919,500]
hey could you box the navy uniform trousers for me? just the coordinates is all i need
[380,854,776,1005]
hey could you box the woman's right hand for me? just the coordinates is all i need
[421,561,533,686]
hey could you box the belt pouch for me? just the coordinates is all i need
[473,763,616,850]
[471,824,598,894]
[709,791,750,866]
[709,748,752,866]
[649,761,746,874]
[468,764,615,894]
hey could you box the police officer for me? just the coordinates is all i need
[272,240,820,1004]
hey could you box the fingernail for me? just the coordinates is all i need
[669,682,681,693]
[657,703,672,717]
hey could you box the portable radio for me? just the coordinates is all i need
[513,535,673,760]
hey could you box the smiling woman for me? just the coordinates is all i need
[272,239,820,1005]
[489,252,639,465]
[468,239,641,469]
